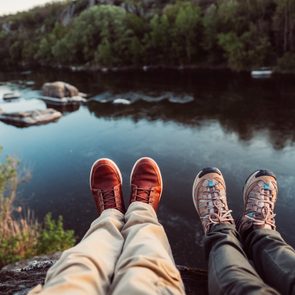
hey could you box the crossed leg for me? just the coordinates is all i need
[29,157,185,295]
[29,209,125,295]
[192,167,283,295]
[111,202,185,295]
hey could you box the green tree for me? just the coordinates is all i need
[145,14,171,64]
[202,4,223,63]
[161,1,201,64]
[173,2,201,63]
[36,22,68,63]
[218,26,272,71]
[217,0,240,30]
[9,40,23,63]
[55,5,131,66]
[96,40,114,66]
[277,51,295,71]
[273,0,295,53]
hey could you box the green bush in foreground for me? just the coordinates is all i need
[0,149,76,268]
[37,213,75,255]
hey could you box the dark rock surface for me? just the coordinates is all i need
[0,254,208,295]
[0,253,61,295]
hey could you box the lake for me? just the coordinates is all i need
[1,68,295,268]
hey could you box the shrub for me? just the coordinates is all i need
[37,213,75,255]
[0,148,76,268]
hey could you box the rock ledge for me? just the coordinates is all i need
[0,253,208,295]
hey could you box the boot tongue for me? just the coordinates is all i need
[208,180,215,188]
[206,179,218,215]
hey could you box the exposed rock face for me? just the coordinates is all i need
[0,254,208,295]
[2,22,11,33]
[61,2,77,26]
[42,81,79,98]
[0,253,61,295]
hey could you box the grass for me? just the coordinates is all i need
[0,148,75,268]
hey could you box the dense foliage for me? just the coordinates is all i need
[0,147,75,267]
[0,0,295,72]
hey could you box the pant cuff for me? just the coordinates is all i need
[91,208,125,226]
[126,201,157,216]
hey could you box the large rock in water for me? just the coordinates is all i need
[42,82,79,98]
[0,109,62,127]
[0,254,208,294]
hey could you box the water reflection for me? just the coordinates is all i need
[1,68,295,151]
[44,102,81,114]
[87,88,295,151]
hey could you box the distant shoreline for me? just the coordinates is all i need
[2,63,295,75]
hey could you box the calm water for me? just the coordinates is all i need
[1,69,295,268]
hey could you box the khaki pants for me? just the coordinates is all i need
[29,202,185,295]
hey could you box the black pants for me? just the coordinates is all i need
[205,224,295,295]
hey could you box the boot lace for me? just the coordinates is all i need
[93,188,116,208]
[245,185,276,229]
[132,187,154,203]
[201,184,233,232]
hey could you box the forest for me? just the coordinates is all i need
[0,0,294,72]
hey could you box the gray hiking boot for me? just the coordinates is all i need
[238,170,278,232]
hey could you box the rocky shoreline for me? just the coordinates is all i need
[0,253,208,295]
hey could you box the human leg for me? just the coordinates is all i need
[238,170,295,295]
[193,167,279,295]
[29,158,126,295]
[110,157,185,295]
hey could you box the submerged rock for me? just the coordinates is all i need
[0,254,208,295]
[42,82,79,98]
[113,98,131,105]
[92,91,194,104]
[168,95,194,104]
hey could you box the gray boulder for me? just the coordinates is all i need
[42,82,79,98]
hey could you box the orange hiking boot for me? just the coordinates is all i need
[192,167,234,234]
[130,157,163,212]
[89,158,125,215]
[238,170,278,232]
